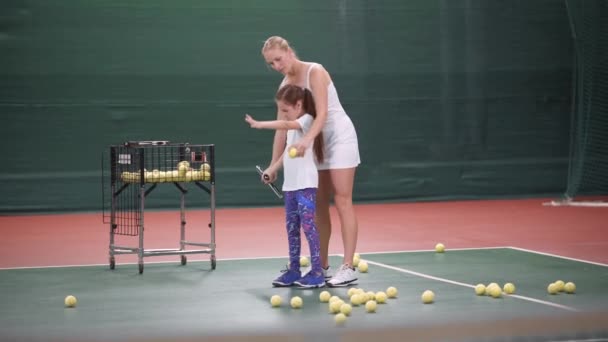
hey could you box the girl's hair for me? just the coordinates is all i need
[275,84,324,163]
[262,36,297,56]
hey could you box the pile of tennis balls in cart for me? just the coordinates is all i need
[269,245,578,326]
[120,161,211,183]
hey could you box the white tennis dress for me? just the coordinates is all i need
[284,63,361,170]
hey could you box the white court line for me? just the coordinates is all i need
[507,246,608,267]
[362,258,580,312]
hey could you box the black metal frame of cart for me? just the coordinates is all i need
[102,141,216,274]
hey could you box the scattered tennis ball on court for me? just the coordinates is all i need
[485,283,499,296]
[365,300,377,313]
[435,243,445,253]
[300,256,310,267]
[421,290,435,304]
[475,284,486,296]
[547,283,559,295]
[554,280,565,292]
[64,295,77,308]
[503,283,516,294]
[375,291,387,304]
[564,282,576,294]
[352,255,360,267]
[347,288,358,298]
[358,261,369,273]
[329,300,342,314]
[334,312,347,325]
[329,295,341,303]
[290,296,303,309]
[365,291,376,301]
[489,286,502,298]
[350,294,362,306]
[288,147,297,158]
[386,286,398,298]
[340,303,352,316]
[270,295,282,307]
[319,291,331,303]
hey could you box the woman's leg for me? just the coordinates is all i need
[316,170,333,269]
[329,167,358,266]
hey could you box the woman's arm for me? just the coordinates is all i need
[293,65,330,156]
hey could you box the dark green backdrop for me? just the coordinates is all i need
[0,0,573,212]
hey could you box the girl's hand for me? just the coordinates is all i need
[245,114,260,129]
[262,167,278,184]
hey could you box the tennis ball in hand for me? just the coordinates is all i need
[288,147,297,158]
[64,295,77,308]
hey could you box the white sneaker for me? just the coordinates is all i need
[326,264,358,287]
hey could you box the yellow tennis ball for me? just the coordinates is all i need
[421,290,435,304]
[200,163,211,172]
[485,283,499,296]
[178,163,188,176]
[329,295,341,303]
[554,280,565,292]
[365,291,376,301]
[329,300,343,314]
[358,261,369,273]
[564,282,576,294]
[365,300,377,313]
[347,288,358,298]
[300,256,310,267]
[290,296,303,309]
[375,291,387,303]
[435,243,445,253]
[340,303,352,316]
[270,295,282,307]
[349,294,362,306]
[386,286,398,298]
[503,283,516,294]
[547,283,559,295]
[489,286,502,298]
[352,255,360,267]
[319,291,331,303]
[288,147,297,158]
[64,295,77,308]
[474,284,486,296]
[334,313,347,325]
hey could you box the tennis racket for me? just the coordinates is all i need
[255,165,282,199]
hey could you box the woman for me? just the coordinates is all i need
[261,36,360,287]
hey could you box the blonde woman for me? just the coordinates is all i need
[260,36,360,287]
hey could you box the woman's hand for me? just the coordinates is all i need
[245,114,260,129]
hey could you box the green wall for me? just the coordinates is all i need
[0,0,573,212]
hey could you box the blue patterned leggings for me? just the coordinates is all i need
[284,188,322,275]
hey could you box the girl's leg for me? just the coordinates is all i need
[316,170,332,268]
[284,191,301,271]
[329,167,358,267]
[298,188,322,275]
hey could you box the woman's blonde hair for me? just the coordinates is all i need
[262,36,296,55]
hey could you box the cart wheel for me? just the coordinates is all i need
[180,255,187,265]
[211,255,216,270]
[109,257,115,270]
[138,263,144,274]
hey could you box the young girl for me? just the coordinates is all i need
[245,84,325,288]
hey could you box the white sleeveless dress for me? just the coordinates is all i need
[283,63,360,170]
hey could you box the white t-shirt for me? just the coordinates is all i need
[282,114,318,191]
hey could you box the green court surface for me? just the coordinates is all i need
[1,248,607,342]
